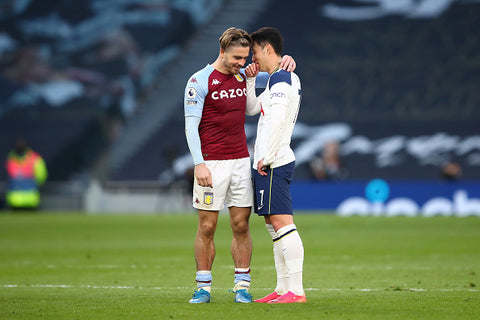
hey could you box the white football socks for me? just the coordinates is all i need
[266,224,289,295]
[276,224,305,296]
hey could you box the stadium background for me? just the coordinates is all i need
[0,0,479,215]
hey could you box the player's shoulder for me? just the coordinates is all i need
[269,69,292,89]
[187,64,215,87]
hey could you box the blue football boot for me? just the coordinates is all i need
[234,288,253,303]
[188,288,211,303]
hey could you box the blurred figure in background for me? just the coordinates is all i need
[5,138,47,210]
[440,161,462,181]
[309,140,347,180]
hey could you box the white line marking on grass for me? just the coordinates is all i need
[2,284,478,292]
[46,264,148,269]
[1,284,192,290]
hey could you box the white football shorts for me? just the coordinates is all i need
[193,157,253,211]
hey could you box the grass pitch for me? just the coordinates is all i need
[0,212,479,319]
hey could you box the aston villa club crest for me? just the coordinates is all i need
[204,192,214,205]
[234,74,244,82]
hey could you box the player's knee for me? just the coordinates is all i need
[231,219,249,234]
[199,220,217,236]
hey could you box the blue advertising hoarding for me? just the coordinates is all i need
[291,180,480,216]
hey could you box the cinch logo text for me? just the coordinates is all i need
[271,92,286,99]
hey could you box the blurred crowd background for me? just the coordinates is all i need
[1,0,479,211]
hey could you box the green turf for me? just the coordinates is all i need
[0,212,479,319]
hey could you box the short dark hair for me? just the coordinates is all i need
[250,27,283,56]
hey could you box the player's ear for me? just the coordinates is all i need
[266,43,272,55]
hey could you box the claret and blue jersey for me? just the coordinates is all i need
[184,64,269,161]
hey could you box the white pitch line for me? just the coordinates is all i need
[1,284,478,292]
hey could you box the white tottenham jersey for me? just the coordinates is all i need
[247,68,301,169]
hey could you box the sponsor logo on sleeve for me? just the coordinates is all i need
[271,92,286,99]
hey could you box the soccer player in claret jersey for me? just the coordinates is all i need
[245,27,306,304]
[184,27,296,304]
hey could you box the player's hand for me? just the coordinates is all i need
[280,55,296,72]
[257,159,268,176]
[245,63,260,78]
[195,163,213,188]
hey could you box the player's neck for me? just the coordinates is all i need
[266,56,281,75]
[211,58,230,75]
[269,65,280,75]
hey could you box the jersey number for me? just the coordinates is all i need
[258,189,265,210]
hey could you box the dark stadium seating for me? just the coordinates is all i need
[0,0,217,182]
[0,0,197,115]
[2,0,480,183]
[249,0,480,123]
[111,110,186,181]
[111,0,480,182]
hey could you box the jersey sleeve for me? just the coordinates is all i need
[184,68,210,165]
[185,116,204,165]
[263,72,291,166]
[184,71,208,118]
[245,77,262,115]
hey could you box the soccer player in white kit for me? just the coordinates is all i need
[184,27,296,303]
[245,27,306,303]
